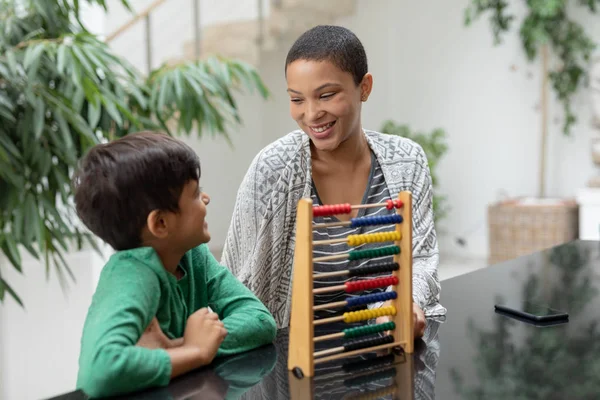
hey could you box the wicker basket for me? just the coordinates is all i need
[488,197,579,265]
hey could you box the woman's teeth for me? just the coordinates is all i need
[312,121,335,133]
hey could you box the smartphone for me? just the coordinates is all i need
[494,301,569,323]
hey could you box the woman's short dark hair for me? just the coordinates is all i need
[285,25,368,86]
[73,131,200,251]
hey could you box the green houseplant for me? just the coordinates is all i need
[464,1,589,263]
[0,0,269,306]
[464,0,598,137]
[380,121,449,223]
[464,0,599,197]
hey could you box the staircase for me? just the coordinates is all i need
[185,0,356,65]
[106,0,357,69]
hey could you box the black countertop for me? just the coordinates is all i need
[50,240,600,399]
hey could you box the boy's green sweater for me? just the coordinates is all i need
[76,244,277,398]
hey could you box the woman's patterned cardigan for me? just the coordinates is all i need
[221,129,447,328]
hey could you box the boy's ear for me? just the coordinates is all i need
[146,210,170,239]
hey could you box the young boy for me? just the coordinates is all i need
[73,131,277,398]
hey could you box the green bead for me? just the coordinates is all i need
[348,245,400,260]
[343,321,397,339]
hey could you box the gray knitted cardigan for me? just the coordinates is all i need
[221,129,447,328]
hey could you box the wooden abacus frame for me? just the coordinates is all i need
[287,192,414,378]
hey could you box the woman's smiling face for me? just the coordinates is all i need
[286,59,372,152]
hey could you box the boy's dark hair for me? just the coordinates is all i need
[73,131,200,251]
[285,25,368,86]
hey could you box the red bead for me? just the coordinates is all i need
[386,199,404,209]
[345,276,398,293]
[313,203,353,217]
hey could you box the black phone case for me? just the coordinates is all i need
[494,303,569,323]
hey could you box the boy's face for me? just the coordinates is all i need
[172,179,211,249]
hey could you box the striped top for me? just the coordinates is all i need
[311,151,398,323]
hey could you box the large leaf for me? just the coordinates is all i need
[148,58,269,137]
[0,277,24,308]
[0,234,22,273]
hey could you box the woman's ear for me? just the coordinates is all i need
[146,210,170,239]
[360,72,373,102]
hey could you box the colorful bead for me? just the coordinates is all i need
[343,322,397,339]
[350,214,403,228]
[385,199,403,210]
[347,245,400,261]
[346,291,398,307]
[345,276,399,293]
[343,334,394,352]
[347,231,401,246]
[342,306,397,323]
[348,262,400,277]
[313,203,352,217]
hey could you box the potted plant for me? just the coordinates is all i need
[0,0,269,306]
[380,121,449,224]
[464,1,594,263]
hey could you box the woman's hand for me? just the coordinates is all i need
[375,302,426,339]
[412,302,426,338]
[137,317,183,349]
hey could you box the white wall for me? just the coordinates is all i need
[0,251,105,400]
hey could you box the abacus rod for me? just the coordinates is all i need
[314,341,407,364]
[313,332,344,342]
[313,254,347,262]
[314,346,344,358]
[313,300,347,311]
[313,284,346,294]
[313,221,351,229]
[351,202,392,210]
[314,270,349,278]
[313,238,348,245]
[313,315,344,325]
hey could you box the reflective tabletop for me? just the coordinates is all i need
[50,240,600,399]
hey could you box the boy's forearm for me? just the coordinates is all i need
[78,346,172,398]
[218,310,277,356]
[167,346,207,378]
[202,245,277,355]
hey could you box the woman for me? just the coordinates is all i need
[221,25,446,336]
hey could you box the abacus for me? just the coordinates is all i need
[287,192,414,378]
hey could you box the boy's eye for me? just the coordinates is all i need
[320,93,335,99]
[291,98,303,103]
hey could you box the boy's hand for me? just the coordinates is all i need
[137,317,178,349]
[183,308,228,365]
